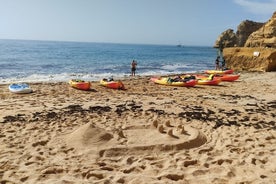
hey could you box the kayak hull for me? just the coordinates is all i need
[205,69,234,74]
[197,78,221,85]
[69,80,91,90]
[215,74,240,81]
[100,80,125,90]
[150,77,197,87]
[195,74,240,82]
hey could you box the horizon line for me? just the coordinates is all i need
[0,38,213,47]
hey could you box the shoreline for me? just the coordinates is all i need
[0,72,276,183]
[0,70,267,85]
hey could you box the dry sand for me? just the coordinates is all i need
[0,72,275,184]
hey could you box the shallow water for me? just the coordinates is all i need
[0,39,218,83]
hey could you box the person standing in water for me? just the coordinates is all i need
[131,60,137,76]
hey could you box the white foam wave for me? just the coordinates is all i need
[161,64,188,70]
[0,69,204,84]
[0,72,130,84]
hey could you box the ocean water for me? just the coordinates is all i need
[0,39,218,84]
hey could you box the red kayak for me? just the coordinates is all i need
[214,74,240,82]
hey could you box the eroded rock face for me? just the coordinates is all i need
[237,20,264,47]
[245,12,276,48]
[214,21,264,48]
[223,47,276,72]
[214,29,237,48]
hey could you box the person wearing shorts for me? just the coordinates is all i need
[131,60,137,76]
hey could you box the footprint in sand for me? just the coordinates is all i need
[60,119,207,158]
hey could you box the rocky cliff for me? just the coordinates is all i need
[223,47,276,72]
[245,11,276,48]
[214,29,237,48]
[214,21,263,48]
[214,11,276,72]
[237,20,264,47]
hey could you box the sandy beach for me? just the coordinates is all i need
[0,72,275,184]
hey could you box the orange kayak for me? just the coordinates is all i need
[69,79,91,90]
[100,79,125,90]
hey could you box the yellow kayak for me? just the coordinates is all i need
[194,74,222,85]
[150,77,197,87]
[205,69,234,74]
[197,78,221,85]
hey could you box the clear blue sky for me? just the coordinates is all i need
[0,0,275,46]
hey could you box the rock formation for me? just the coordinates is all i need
[245,12,276,48]
[214,21,263,48]
[223,47,276,72]
[214,29,237,48]
[214,11,276,72]
[237,20,264,47]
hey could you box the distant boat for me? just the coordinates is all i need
[177,44,183,47]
